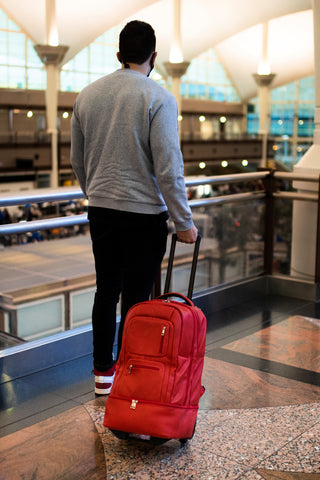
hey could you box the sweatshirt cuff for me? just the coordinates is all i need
[174,219,194,232]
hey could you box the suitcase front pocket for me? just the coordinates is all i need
[116,361,165,402]
[125,316,171,356]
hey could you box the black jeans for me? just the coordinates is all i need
[88,206,168,371]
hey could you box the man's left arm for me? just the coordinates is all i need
[150,95,195,234]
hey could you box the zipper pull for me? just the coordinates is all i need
[130,399,138,410]
[128,364,133,374]
[161,326,166,337]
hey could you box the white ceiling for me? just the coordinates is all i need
[0,0,314,100]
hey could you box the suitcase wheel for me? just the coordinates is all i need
[110,430,169,445]
[179,419,197,445]
[149,437,170,445]
[179,438,189,445]
[110,429,130,440]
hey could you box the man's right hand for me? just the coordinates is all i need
[176,226,198,244]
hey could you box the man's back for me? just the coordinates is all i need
[71,68,188,220]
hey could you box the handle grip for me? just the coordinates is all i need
[158,292,194,306]
[163,233,201,299]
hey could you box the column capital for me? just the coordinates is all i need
[34,44,69,66]
[252,73,276,87]
[164,61,190,78]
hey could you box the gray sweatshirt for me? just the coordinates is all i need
[71,68,194,231]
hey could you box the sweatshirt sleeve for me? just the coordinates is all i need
[150,94,194,231]
[70,102,87,197]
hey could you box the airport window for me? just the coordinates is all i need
[27,67,46,90]
[247,76,315,169]
[299,76,315,101]
[0,5,316,145]
[0,6,241,103]
[60,28,240,103]
[298,103,314,137]
[60,26,121,92]
[248,77,315,137]
[270,104,295,136]
[270,81,296,102]
[181,48,240,102]
[247,112,259,135]
[0,8,45,89]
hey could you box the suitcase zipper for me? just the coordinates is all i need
[128,364,159,374]
[110,395,198,410]
[160,325,167,353]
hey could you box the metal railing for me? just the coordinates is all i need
[1,170,320,280]
[0,172,267,235]
[268,170,320,282]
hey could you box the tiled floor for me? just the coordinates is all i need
[0,234,94,294]
[1,295,320,479]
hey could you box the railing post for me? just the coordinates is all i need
[9,308,18,336]
[263,169,275,275]
[315,174,320,282]
[65,291,71,330]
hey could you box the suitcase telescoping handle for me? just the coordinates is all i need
[163,233,201,300]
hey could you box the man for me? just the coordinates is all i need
[71,20,198,395]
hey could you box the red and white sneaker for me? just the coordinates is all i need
[94,363,116,395]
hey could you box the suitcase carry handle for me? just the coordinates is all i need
[158,292,194,306]
[163,233,201,299]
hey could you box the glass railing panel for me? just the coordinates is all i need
[17,295,65,341]
[69,287,122,329]
[162,197,266,295]
[70,287,95,329]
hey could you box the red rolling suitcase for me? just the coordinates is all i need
[103,234,206,444]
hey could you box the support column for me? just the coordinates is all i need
[34,0,68,188]
[46,64,59,188]
[290,0,320,280]
[252,23,276,168]
[170,0,183,64]
[253,73,275,167]
[163,61,190,117]
[163,0,189,136]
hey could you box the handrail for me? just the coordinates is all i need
[0,173,269,208]
[0,171,319,209]
[188,191,265,208]
[185,171,268,187]
[274,171,319,182]
[274,191,318,201]
[1,170,320,237]
[0,214,88,236]
[0,186,83,208]
[0,192,268,236]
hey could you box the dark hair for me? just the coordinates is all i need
[119,20,156,65]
